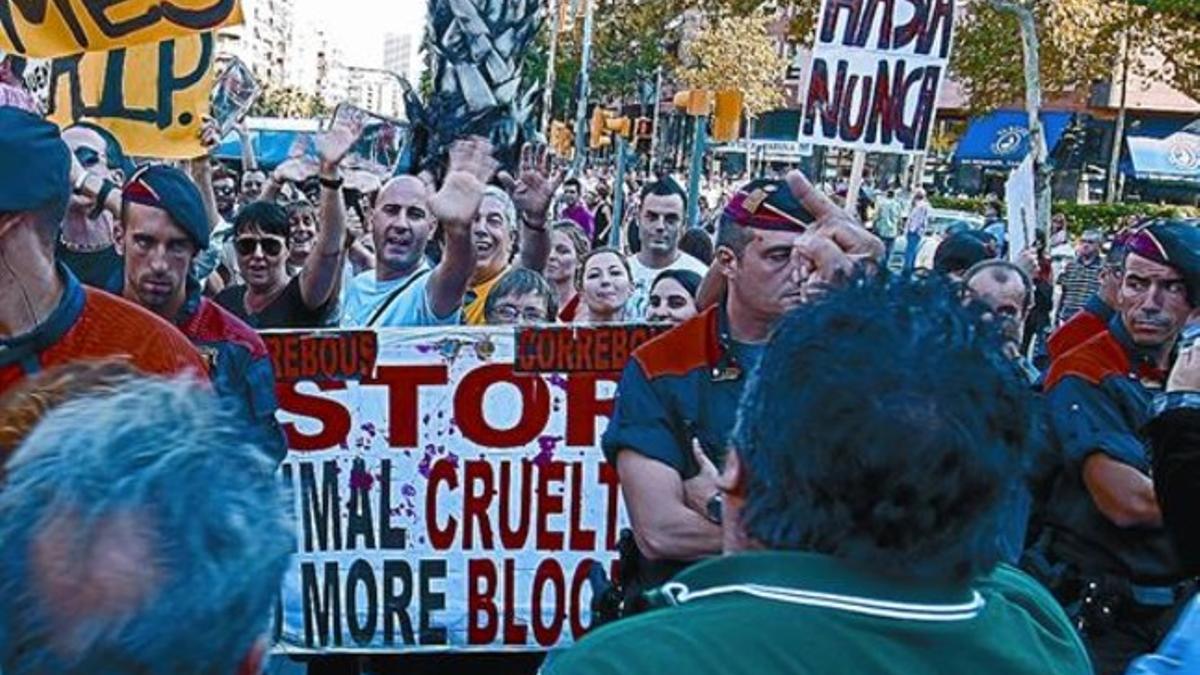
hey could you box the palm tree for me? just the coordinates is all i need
[400,0,544,176]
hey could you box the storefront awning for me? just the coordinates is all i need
[214,129,319,170]
[954,110,1073,167]
[212,118,323,170]
[1125,127,1200,185]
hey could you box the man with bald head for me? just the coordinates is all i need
[339,138,498,327]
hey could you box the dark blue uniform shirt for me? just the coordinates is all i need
[602,305,758,477]
[1043,318,1183,583]
[601,306,760,589]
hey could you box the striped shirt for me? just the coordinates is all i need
[1057,256,1103,323]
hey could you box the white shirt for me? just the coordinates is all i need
[626,251,709,322]
[339,263,460,328]
[906,201,931,235]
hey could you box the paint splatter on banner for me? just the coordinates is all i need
[263,327,627,653]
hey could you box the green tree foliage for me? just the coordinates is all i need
[677,14,789,115]
[542,0,792,118]
[951,0,1200,113]
[249,84,329,119]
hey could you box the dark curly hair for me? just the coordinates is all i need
[731,276,1039,582]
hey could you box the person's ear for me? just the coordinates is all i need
[110,168,125,186]
[715,246,738,281]
[0,211,24,241]
[112,222,126,256]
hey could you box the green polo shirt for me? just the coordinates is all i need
[545,552,1091,675]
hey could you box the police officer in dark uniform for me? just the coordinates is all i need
[601,173,883,611]
[1030,220,1200,675]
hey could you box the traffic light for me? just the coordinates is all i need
[712,89,745,143]
[673,89,712,116]
[589,107,614,149]
[634,117,653,140]
[606,116,632,138]
[549,120,574,157]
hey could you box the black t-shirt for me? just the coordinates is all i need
[214,275,334,329]
[56,242,123,293]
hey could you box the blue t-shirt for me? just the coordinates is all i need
[339,264,460,328]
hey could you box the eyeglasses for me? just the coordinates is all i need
[73,147,103,169]
[235,237,285,257]
[214,186,236,197]
[491,304,549,323]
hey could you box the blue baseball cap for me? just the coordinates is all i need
[122,165,210,250]
[0,107,70,216]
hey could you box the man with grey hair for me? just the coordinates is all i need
[0,377,292,674]
[461,144,559,325]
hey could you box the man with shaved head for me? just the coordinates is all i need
[339,138,498,327]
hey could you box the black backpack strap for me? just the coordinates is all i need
[365,268,432,327]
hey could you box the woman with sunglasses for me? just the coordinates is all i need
[213,120,362,328]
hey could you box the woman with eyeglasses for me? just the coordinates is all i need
[573,247,633,325]
[483,268,558,326]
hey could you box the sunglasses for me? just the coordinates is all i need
[73,147,103,169]
[235,237,285,257]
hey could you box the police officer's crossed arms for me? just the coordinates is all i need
[600,171,884,612]
[1030,222,1200,675]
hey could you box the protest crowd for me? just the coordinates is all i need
[3,2,1200,675]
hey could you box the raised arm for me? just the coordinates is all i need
[297,119,363,310]
[499,143,560,274]
[237,122,258,172]
[426,137,498,318]
[190,118,223,235]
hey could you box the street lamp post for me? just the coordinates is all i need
[541,0,561,139]
[572,0,595,173]
[649,64,663,174]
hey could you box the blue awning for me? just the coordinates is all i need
[954,110,1073,167]
[213,129,318,170]
[1124,116,1195,140]
[1125,128,1200,185]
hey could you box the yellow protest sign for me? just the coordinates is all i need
[44,32,213,158]
[0,0,241,58]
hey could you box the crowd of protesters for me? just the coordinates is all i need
[3,54,1200,675]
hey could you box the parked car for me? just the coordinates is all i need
[889,209,987,271]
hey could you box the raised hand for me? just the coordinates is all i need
[784,170,885,297]
[315,116,366,174]
[198,116,222,153]
[496,143,563,227]
[429,136,499,228]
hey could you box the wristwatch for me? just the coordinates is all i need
[705,493,724,525]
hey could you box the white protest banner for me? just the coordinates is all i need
[1005,154,1036,261]
[264,325,666,653]
[799,0,956,154]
